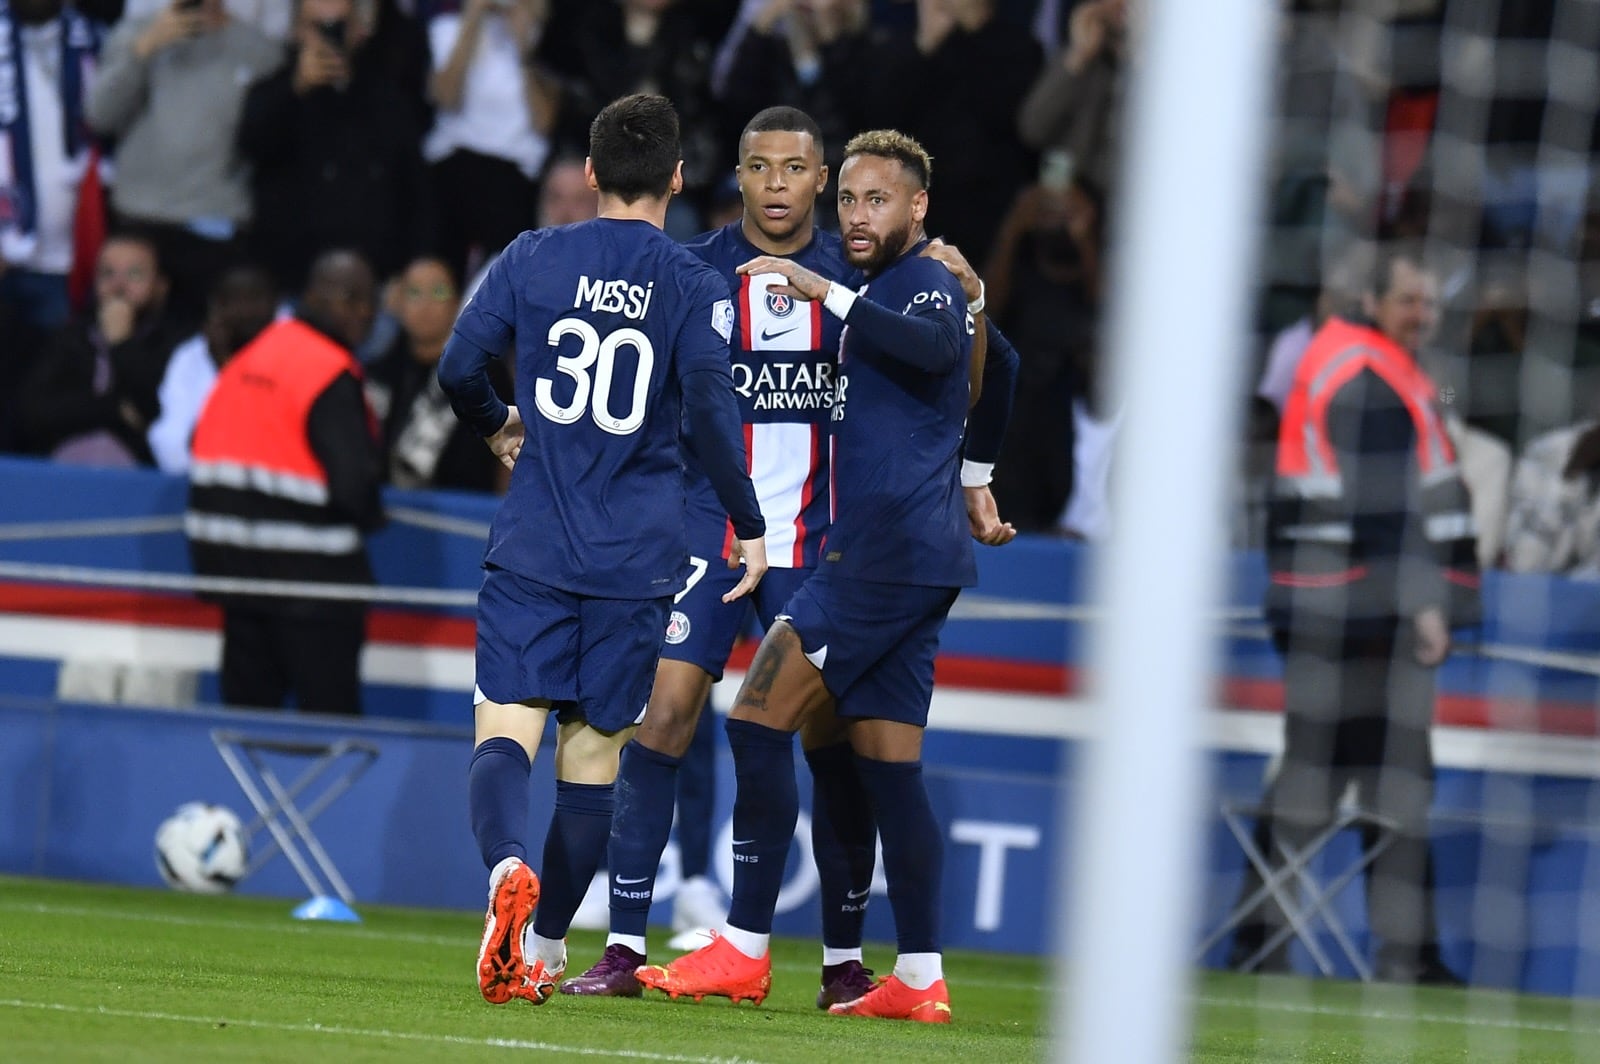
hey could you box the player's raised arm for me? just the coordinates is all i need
[917,237,990,405]
[738,255,966,374]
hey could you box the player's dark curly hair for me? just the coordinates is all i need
[842,130,933,190]
[589,94,681,204]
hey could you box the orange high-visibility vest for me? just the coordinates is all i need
[187,318,372,589]
[1268,316,1479,621]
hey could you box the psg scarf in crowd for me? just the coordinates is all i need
[0,0,100,258]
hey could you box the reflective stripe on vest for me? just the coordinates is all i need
[190,318,365,501]
[190,459,331,506]
[184,512,361,556]
[1275,316,1473,545]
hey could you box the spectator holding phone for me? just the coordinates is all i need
[1018,0,1129,196]
[237,0,435,296]
[86,0,282,329]
[422,0,558,281]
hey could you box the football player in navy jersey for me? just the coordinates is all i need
[637,130,1018,1022]
[436,93,768,1008]
[561,105,880,1007]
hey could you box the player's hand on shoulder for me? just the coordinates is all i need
[723,536,768,602]
[964,485,1017,547]
[485,405,525,471]
[920,238,983,305]
[737,255,829,303]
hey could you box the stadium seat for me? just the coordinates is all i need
[1198,797,1399,981]
[210,729,380,910]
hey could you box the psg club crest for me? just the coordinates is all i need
[665,611,692,645]
[765,290,795,318]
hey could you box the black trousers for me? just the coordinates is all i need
[220,605,365,716]
[1229,621,1442,971]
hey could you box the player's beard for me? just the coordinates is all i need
[846,219,915,277]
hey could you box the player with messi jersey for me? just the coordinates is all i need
[637,130,1018,1022]
[436,93,767,1008]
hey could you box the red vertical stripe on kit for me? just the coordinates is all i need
[739,273,754,350]
[827,434,837,526]
[792,422,821,565]
[809,295,823,348]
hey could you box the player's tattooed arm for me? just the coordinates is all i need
[918,239,989,405]
[735,256,830,302]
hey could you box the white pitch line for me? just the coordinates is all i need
[0,999,763,1063]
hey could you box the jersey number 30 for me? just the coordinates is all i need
[536,318,655,435]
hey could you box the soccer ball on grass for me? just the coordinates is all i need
[154,802,249,893]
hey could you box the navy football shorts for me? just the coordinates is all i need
[473,564,670,733]
[660,544,811,681]
[776,569,959,726]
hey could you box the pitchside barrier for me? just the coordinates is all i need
[3,457,1600,995]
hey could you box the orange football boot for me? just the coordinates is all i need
[511,954,565,1005]
[635,932,772,1005]
[827,974,952,1023]
[477,860,540,1004]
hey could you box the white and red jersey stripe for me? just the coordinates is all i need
[683,223,856,570]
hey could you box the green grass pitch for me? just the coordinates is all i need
[1,875,1597,1062]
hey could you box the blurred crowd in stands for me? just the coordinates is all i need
[2,0,1598,576]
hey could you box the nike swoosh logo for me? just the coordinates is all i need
[732,838,756,846]
[616,875,649,885]
[846,887,869,899]
[760,326,798,341]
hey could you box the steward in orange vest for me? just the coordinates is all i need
[183,249,382,714]
[1267,314,1480,635]
[187,316,379,591]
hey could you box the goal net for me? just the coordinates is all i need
[1062,1,1600,1061]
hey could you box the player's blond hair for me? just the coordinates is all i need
[842,130,933,190]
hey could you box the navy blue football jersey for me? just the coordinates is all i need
[452,219,739,598]
[681,223,857,568]
[824,242,976,588]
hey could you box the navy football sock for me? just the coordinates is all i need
[468,737,531,870]
[532,780,614,939]
[676,708,718,879]
[805,742,878,949]
[724,718,798,936]
[607,740,682,938]
[855,755,943,954]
